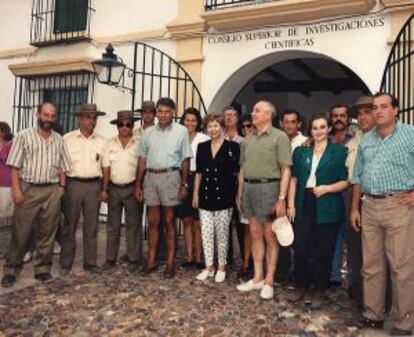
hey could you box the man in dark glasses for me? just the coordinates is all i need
[101,110,142,272]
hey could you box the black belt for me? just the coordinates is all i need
[28,182,57,187]
[67,176,101,182]
[147,167,179,174]
[110,181,135,189]
[365,193,395,199]
[244,178,280,184]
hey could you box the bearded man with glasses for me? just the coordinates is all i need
[101,110,142,272]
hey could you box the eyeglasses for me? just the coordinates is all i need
[242,124,252,129]
[117,122,133,128]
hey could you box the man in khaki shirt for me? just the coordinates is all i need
[236,101,292,300]
[101,110,142,272]
[133,101,156,141]
[60,104,106,275]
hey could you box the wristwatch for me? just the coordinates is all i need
[278,195,286,201]
[181,183,189,189]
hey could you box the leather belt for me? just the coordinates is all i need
[28,182,57,187]
[110,181,135,188]
[67,176,101,182]
[147,167,179,174]
[244,178,280,184]
[365,193,395,199]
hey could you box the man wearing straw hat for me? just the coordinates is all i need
[101,110,142,272]
[60,103,106,275]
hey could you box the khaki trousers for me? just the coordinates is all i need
[3,182,62,276]
[60,179,101,269]
[106,184,142,263]
[362,195,414,331]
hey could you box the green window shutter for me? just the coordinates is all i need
[54,0,88,34]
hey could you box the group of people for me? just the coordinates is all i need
[0,92,413,335]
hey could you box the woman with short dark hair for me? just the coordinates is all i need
[193,113,240,283]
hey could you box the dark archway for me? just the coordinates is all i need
[232,57,370,121]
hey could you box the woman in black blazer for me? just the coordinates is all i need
[192,113,240,283]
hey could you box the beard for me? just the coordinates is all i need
[38,119,54,131]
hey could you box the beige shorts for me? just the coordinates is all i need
[144,170,181,207]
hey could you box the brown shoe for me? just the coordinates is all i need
[140,264,159,275]
[163,265,175,279]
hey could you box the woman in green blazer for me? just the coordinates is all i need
[287,115,349,306]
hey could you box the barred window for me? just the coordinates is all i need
[12,72,95,134]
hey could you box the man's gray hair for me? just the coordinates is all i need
[258,100,276,117]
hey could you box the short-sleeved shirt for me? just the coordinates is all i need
[7,127,70,184]
[291,132,307,153]
[64,129,106,178]
[352,122,414,194]
[240,126,292,179]
[190,132,210,172]
[102,136,139,185]
[345,130,363,182]
[196,140,240,211]
[138,123,192,169]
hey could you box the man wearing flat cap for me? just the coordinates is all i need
[101,110,142,271]
[60,103,106,275]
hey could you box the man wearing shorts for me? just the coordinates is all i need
[236,101,292,299]
[135,97,192,278]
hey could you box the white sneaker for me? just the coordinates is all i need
[260,284,274,300]
[215,270,226,283]
[53,242,61,255]
[23,252,32,263]
[196,269,215,281]
[236,279,264,292]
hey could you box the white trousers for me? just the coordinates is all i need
[199,208,233,267]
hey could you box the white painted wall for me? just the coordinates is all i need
[203,14,392,112]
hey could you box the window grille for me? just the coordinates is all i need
[12,72,95,133]
[30,0,94,46]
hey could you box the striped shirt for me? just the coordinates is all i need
[352,122,414,195]
[7,127,71,184]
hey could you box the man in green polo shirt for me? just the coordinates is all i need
[236,100,292,300]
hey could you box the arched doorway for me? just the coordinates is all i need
[208,50,371,122]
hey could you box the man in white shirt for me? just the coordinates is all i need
[279,109,307,152]
[278,109,307,286]
[101,110,142,272]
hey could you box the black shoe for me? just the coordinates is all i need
[1,274,16,288]
[83,265,101,274]
[35,273,53,283]
[127,262,141,272]
[194,262,205,270]
[119,254,130,264]
[359,318,384,329]
[102,260,116,270]
[390,328,412,336]
[329,280,342,288]
[179,260,193,270]
[164,265,176,279]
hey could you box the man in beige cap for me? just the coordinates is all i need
[133,101,156,141]
[346,96,375,307]
[101,110,142,271]
[60,103,106,275]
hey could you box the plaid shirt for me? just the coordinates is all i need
[352,122,414,195]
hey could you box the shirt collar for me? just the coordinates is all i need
[253,124,271,136]
[76,129,96,139]
[373,121,401,140]
[156,122,174,132]
[115,135,135,148]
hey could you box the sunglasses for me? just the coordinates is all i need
[242,123,252,129]
[117,122,133,128]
